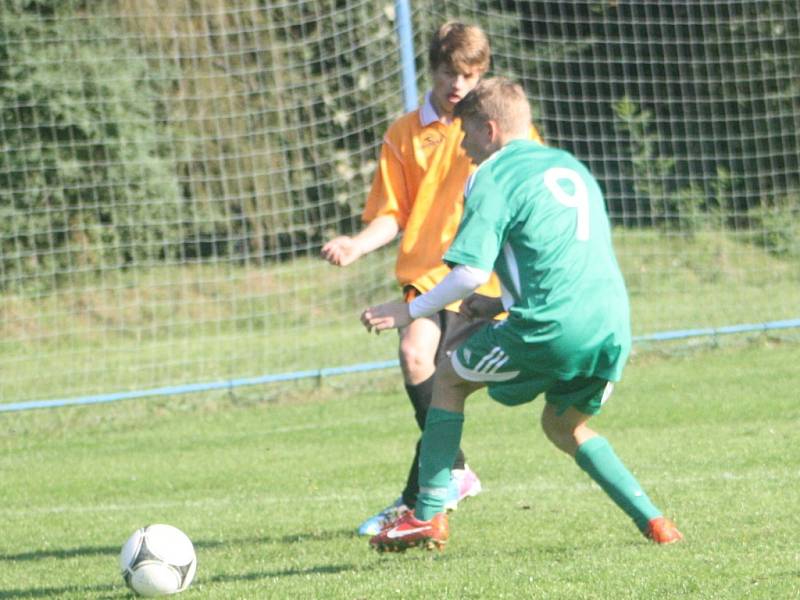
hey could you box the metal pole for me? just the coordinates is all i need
[395,0,419,112]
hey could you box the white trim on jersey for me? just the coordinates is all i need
[463,144,510,200]
[464,171,478,197]
[500,284,515,312]
[501,243,521,310]
[474,346,504,372]
[600,382,615,405]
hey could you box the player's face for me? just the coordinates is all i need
[460,117,497,165]
[430,63,484,118]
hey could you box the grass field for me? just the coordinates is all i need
[1,337,799,598]
[3,228,799,406]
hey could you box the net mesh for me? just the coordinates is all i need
[425,2,800,334]
[1,0,798,406]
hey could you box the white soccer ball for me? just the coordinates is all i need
[119,524,197,597]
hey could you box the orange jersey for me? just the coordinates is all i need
[363,96,542,310]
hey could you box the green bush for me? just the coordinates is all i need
[139,0,399,261]
[0,3,182,290]
[613,97,734,234]
[746,195,800,258]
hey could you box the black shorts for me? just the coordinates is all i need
[403,285,492,367]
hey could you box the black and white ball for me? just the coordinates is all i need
[119,524,197,597]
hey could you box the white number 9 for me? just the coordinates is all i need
[544,167,590,241]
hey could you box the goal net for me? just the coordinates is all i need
[425,0,800,335]
[1,0,798,408]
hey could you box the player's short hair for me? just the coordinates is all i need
[453,77,531,136]
[428,22,491,74]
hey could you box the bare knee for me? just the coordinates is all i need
[540,407,576,455]
[398,319,439,384]
[398,336,435,383]
[540,403,595,457]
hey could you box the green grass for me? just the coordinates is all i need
[2,228,799,405]
[1,338,799,598]
[615,229,800,332]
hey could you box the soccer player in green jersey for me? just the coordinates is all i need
[362,77,682,552]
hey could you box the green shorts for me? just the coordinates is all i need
[451,322,615,415]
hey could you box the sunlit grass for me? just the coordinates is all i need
[0,340,798,598]
[2,229,798,406]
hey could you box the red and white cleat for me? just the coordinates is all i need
[369,511,449,553]
[645,516,683,544]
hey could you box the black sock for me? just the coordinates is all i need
[406,375,434,430]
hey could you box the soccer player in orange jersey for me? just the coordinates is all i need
[322,22,542,535]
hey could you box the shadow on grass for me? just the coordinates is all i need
[0,527,356,564]
[0,564,364,599]
[0,582,119,599]
[0,541,233,563]
[208,562,357,584]
[277,527,357,544]
[0,544,120,563]
[0,527,362,596]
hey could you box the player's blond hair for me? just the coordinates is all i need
[428,22,491,74]
[453,77,531,137]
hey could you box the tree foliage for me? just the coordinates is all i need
[1,0,798,290]
[483,1,800,225]
[0,0,183,289]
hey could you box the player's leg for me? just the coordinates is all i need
[540,383,682,544]
[397,315,450,505]
[398,310,439,384]
[356,315,440,536]
[371,322,540,552]
[370,358,482,552]
[359,313,467,536]
[410,306,499,521]
[399,310,482,505]
[414,357,484,521]
[412,319,548,525]
[435,309,488,507]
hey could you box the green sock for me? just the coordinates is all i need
[575,436,662,531]
[415,407,464,521]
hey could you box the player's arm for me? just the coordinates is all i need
[459,293,505,320]
[321,215,399,266]
[361,265,490,332]
[323,127,410,267]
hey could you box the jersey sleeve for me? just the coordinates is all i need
[408,265,491,318]
[444,168,511,272]
[361,134,411,229]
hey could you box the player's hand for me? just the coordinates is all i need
[361,301,411,333]
[321,236,363,266]
[460,293,504,320]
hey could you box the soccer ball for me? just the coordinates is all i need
[119,524,197,597]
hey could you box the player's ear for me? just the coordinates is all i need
[486,119,501,142]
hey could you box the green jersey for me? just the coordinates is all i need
[444,140,630,382]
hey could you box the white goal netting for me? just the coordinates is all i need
[1,0,798,407]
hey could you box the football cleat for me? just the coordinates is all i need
[357,497,409,536]
[444,464,482,511]
[369,511,449,553]
[644,516,683,544]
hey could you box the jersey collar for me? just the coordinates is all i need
[420,92,448,126]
